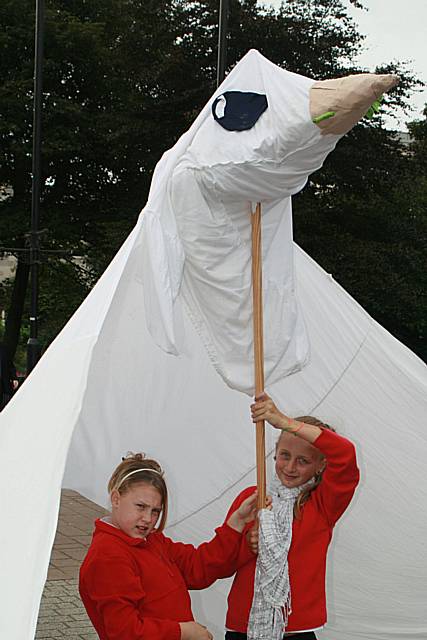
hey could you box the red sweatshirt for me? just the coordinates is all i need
[225,428,359,633]
[79,519,243,640]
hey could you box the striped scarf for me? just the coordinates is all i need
[247,475,313,640]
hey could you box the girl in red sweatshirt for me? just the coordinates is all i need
[79,453,258,640]
[225,393,359,640]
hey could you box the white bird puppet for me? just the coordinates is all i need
[141,49,398,394]
[3,50,423,640]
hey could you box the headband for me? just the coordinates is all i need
[117,467,163,490]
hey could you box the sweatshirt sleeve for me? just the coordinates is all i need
[165,523,243,589]
[312,428,360,526]
[223,486,258,571]
[79,552,181,640]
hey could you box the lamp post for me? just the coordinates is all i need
[217,0,229,87]
[27,0,44,374]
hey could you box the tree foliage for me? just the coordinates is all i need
[0,0,425,367]
[293,126,426,360]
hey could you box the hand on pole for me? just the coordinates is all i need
[227,492,258,532]
[245,494,272,554]
[251,393,323,442]
[247,524,259,554]
[251,392,289,430]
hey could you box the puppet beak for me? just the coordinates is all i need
[310,73,399,135]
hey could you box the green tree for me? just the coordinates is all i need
[0,0,195,359]
[0,0,424,365]
[292,97,426,362]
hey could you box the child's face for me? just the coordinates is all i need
[275,433,325,488]
[111,482,162,539]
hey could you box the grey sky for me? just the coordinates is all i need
[260,0,426,130]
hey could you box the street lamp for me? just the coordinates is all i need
[217,0,229,87]
[27,0,44,373]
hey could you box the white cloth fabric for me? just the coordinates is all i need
[248,476,312,640]
[0,50,426,640]
[142,49,351,393]
[0,241,426,640]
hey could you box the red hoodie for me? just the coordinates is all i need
[80,519,242,640]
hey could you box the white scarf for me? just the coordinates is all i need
[247,475,313,640]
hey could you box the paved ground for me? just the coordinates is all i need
[35,489,107,639]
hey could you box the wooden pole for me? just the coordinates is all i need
[251,203,266,509]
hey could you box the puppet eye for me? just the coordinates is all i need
[212,91,268,131]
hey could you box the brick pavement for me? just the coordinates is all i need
[35,489,107,639]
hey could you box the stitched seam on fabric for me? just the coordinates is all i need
[308,319,374,415]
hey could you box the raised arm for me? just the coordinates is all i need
[251,393,359,524]
[307,427,359,524]
[167,492,258,589]
[250,393,322,443]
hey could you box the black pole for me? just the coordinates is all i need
[27,0,44,374]
[217,0,229,87]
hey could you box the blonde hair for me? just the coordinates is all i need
[108,452,168,531]
[276,416,336,519]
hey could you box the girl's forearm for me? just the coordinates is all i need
[276,415,322,443]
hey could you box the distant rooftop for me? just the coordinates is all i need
[0,254,17,283]
[394,131,412,147]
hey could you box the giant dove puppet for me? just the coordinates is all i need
[0,50,426,640]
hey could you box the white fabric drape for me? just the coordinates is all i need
[1,242,426,640]
[0,50,426,640]
[142,50,349,393]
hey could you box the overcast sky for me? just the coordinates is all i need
[261,0,426,130]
